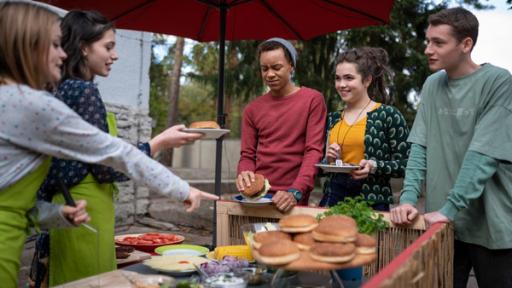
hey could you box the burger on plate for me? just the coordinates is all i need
[279,214,318,233]
[241,174,270,200]
[256,239,300,265]
[309,242,356,263]
[252,231,291,249]
[312,215,358,243]
[189,121,220,129]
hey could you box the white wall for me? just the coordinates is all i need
[96,30,152,110]
[172,139,241,176]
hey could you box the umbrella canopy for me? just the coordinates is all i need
[41,0,394,41]
[39,0,394,246]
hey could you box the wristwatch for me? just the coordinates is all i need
[287,188,302,202]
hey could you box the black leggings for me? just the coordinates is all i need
[454,240,512,288]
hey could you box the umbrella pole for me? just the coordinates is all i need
[213,2,227,249]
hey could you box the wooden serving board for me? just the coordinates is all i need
[54,270,134,287]
[253,250,376,271]
[116,249,152,266]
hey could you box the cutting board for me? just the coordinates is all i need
[253,250,376,271]
[54,270,174,288]
[117,250,152,267]
[53,270,138,288]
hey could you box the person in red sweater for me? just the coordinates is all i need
[236,38,327,212]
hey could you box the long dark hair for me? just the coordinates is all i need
[336,47,392,104]
[60,10,113,80]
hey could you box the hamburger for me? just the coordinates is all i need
[355,233,377,254]
[312,215,358,243]
[310,242,356,263]
[189,121,220,129]
[279,214,318,233]
[257,239,300,265]
[292,232,316,251]
[252,231,291,250]
[241,173,270,200]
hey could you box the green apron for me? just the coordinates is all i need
[0,158,51,288]
[49,112,119,286]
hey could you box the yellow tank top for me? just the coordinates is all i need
[328,103,381,164]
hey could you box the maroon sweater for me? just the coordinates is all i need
[237,87,327,204]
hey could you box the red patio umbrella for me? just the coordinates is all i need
[39,0,394,246]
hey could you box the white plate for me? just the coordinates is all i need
[143,255,209,276]
[232,194,273,206]
[315,163,360,173]
[182,128,230,139]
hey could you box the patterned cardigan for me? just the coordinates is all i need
[322,104,410,205]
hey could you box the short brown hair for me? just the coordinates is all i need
[0,1,60,89]
[428,7,479,49]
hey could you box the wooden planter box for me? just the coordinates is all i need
[216,200,453,288]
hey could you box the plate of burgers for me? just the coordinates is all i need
[233,173,272,206]
[182,121,230,139]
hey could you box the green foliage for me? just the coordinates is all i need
[177,81,216,125]
[148,0,495,136]
[335,0,448,125]
[149,35,175,135]
[295,34,342,110]
[318,196,389,235]
[189,41,264,103]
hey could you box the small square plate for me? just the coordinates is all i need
[182,128,230,139]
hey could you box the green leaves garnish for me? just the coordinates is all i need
[317,196,389,235]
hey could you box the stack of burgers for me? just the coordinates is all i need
[251,214,376,266]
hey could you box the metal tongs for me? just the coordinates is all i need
[59,180,97,233]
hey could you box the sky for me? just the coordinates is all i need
[468,1,512,72]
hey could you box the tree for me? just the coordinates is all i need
[149,0,495,138]
[188,41,263,134]
[160,37,185,166]
[149,35,174,136]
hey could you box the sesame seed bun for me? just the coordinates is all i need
[309,242,356,263]
[252,231,291,250]
[292,232,316,251]
[312,215,358,243]
[189,121,220,129]
[279,214,318,233]
[355,233,377,254]
[257,240,300,265]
